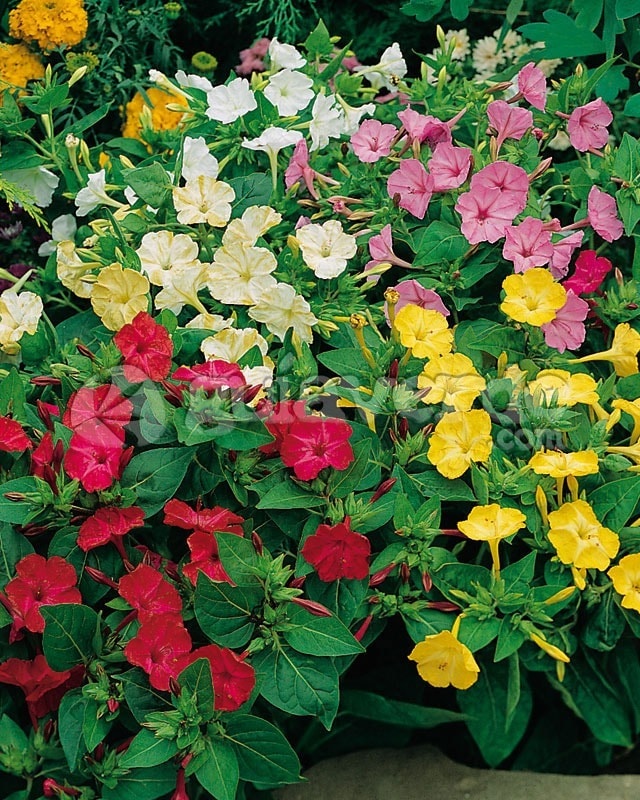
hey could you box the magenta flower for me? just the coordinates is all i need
[563,249,613,295]
[502,217,553,272]
[470,161,530,209]
[455,187,519,244]
[587,186,623,242]
[387,159,434,219]
[397,109,453,149]
[549,231,584,279]
[429,143,472,191]
[541,290,589,353]
[385,279,449,324]
[567,98,612,152]
[285,139,338,200]
[351,119,397,163]
[487,100,533,154]
[517,62,547,111]
[365,224,412,270]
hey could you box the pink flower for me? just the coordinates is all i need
[365,224,412,271]
[587,186,623,242]
[549,231,584,278]
[487,100,533,153]
[567,98,612,152]
[385,279,449,324]
[502,217,553,272]
[470,161,529,209]
[398,109,451,148]
[429,143,472,191]
[517,62,547,111]
[284,139,338,200]
[563,249,613,294]
[541,290,589,353]
[455,187,519,244]
[387,159,434,219]
[350,119,396,163]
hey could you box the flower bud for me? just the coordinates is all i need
[290,597,332,617]
[354,614,373,642]
[369,563,396,587]
[370,478,397,504]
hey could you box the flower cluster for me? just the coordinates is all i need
[9,0,88,51]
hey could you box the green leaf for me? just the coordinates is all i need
[0,478,39,524]
[616,187,640,236]
[457,658,533,766]
[195,738,239,800]
[400,0,445,22]
[228,173,272,217]
[0,368,25,417]
[304,20,334,57]
[178,657,215,719]
[225,714,301,785]
[256,480,325,510]
[342,690,464,727]
[83,699,111,751]
[253,647,339,729]
[575,0,603,30]
[317,348,371,383]
[173,407,273,450]
[501,552,536,594]
[0,714,29,751]
[125,163,173,208]
[0,522,34,588]
[450,0,471,19]
[195,574,262,648]
[304,575,368,625]
[582,591,625,651]
[519,11,606,58]
[617,0,637,17]
[215,534,261,586]
[402,607,455,643]
[494,617,526,662]
[505,652,521,729]
[121,447,192,516]
[326,439,371,499]
[406,469,475,501]
[42,604,101,671]
[458,616,501,652]
[58,689,86,771]
[412,221,467,266]
[101,765,177,800]
[120,669,173,723]
[283,604,365,657]
[590,476,640,529]
[118,729,179,769]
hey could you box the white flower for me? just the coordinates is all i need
[0,290,44,354]
[444,29,470,60]
[309,93,345,151]
[355,43,407,92]
[248,282,318,343]
[222,205,282,248]
[38,214,77,257]
[548,130,571,151]
[538,58,562,78]
[172,177,235,226]
[175,70,214,93]
[185,312,233,331]
[206,77,257,124]
[3,167,59,209]
[181,136,219,183]
[268,37,305,71]
[338,98,376,135]
[136,230,201,285]
[154,263,211,314]
[56,240,96,298]
[242,364,274,388]
[207,245,278,305]
[264,69,314,116]
[296,219,357,279]
[201,327,269,362]
[75,170,124,217]
[472,36,505,79]
[242,127,303,158]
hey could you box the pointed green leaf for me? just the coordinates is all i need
[121,447,192,516]
[118,729,179,769]
[225,714,301,785]
[178,657,215,719]
[283,604,364,657]
[194,574,262,648]
[42,604,101,671]
[195,738,238,800]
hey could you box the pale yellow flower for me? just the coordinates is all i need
[409,630,479,690]
[136,230,201,286]
[56,240,96,298]
[90,263,149,330]
[222,206,282,248]
[172,177,235,227]
[418,352,486,412]
[573,323,640,377]
[201,327,268,363]
[248,282,318,343]
[154,263,210,315]
[207,245,277,305]
[0,290,43,354]
[547,500,619,571]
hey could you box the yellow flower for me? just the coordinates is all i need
[611,398,640,444]
[500,268,567,327]
[0,42,44,92]
[394,304,453,360]
[172,177,235,227]
[530,632,570,663]
[529,449,599,478]
[90,263,149,331]
[573,323,640,377]
[418,352,486,412]
[427,409,493,479]
[606,441,640,466]
[528,369,599,407]
[56,240,97,298]
[408,630,480,690]
[122,87,188,143]
[458,503,526,575]
[608,554,640,613]
[547,500,619,571]
[0,289,43,355]
[9,0,88,50]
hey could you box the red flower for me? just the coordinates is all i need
[0,655,84,727]
[183,530,241,585]
[64,422,130,493]
[114,312,174,383]
[280,417,354,480]
[63,384,133,441]
[563,249,613,295]
[0,416,32,451]
[77,506,145,552]
[163,499,244,536]
[257,399,308,455]
[301,521,371,581]
[118,563,182,622]
[187,644,255,711]
[124,617,192,691]
[172,361,245,394]
[5,554,82,637]
[31,432,64,481]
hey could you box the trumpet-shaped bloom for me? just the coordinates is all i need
[296,219,357,279]
[429,143,472,192]
[268,37,305,70]
[609,554,640,613]
[280,417,354,480]
[222,206,282,248]
[124,617,192,691]
[181,136,219,183]
[502,217,553,272]
[309,93,345,151]
[563,249,612,294]
[302,521,371,581]
[418,352,486,412]
[409,630,479,690]
[587,186,623,242]
[573,323,640,377]
[394,304,453,360]
[455,187,519,244]
[355,42,407,92]
[567,98,612,152]
[207,244,278,304]
[205,77,257,124]
[0,289,44,354]
[501,268,566,327]
[547,500,619,570]
[0,416,32,452]
[541,290,589,353]
[114,312,173,382]
[487,100,533,153]
[529,449,599,478]
[186,644,256,711]
[248,282,318,343]
[90,263,150,331]
[172,177,235,227]
[118,563,183,622]
[154,263,211,315]
[427,409,493,479]
[78,506,145,552]
[517,62,547,111]
[458,504,526,542]
[351,119,397,163]
[386,280,449,323]
[549,231,584,279]
[264,69,314,116]
[611,398,640,444]
[136,230,201,286]
[527,369,599,408]
[387,159,433,220]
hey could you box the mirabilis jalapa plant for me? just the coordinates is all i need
[2,19,640,798]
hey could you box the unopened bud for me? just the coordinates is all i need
[426,600,460,612]
[76,342,95,360]
[400,563,410,583]
[290,597,332,617]
[422,571,432,593]
[529,157,553,183]
[107,698,120,714]
[251,530,263,556]
[4,492,26,502]
[369,563,396,587]
[68,66,88,87]
[169,677,181,696]
[398,417,409,440]
[388,359,399,385]
[36,400,54,430]
[370,478,397,504]
[84,567,119,590]
[354,614,373,642]
[289,575,306,589]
